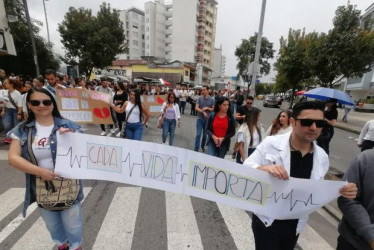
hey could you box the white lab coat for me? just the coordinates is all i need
[243,131,329,234]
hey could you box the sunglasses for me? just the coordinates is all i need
[294,118,327,128]
[29,99,53,107]
[247,102,253,105]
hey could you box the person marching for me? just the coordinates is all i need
[206,97,235,158]
[266,110,293,136]
[8,87,84,250]
[160,92,181,145]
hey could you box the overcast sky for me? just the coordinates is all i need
[27,0,373,82]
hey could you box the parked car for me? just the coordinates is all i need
[263,95,279,108]
[257,94,265,100]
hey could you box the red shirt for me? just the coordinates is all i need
[213,114,228,138]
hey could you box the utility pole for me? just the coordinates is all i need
[250,0,267,98]
[42,0,50,44]
[23,0,40,76]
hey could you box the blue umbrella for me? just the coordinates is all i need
[302,87,354,105]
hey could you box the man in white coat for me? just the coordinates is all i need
[243,101,358,250]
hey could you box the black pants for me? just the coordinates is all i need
[336,235,358,250]
[361,140,374,152]
[252,214,299,250]
[317,128,334,155]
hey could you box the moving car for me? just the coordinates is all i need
[263,95,279,108]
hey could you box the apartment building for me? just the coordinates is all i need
[212,46,226,79]
[118,7,145,60]
[344,3,374,102]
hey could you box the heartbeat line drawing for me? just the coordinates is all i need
[266,189,319,211]
[57,147,87,168]
[176,163,188,182]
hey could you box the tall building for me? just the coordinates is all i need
[144,0,167,59]
[118,7,145,60]
[212,46,226,79]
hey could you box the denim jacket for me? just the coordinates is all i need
[9,117,84,217]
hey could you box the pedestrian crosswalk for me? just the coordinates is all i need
[0,186,334,250]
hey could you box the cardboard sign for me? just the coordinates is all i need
[141,94,167,116]
[56,88,113,124]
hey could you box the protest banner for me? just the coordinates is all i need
[56,88,113,124]
[141,94,167,116]
[55,133,346,219]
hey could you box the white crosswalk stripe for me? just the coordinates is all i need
[0,187,336,249]
[0,150,8,161]
[92,187,141,250]
[166,192,204,249]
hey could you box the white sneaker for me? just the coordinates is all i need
[116,132,121,137]
[100,131,107,136]
[110,128,118,134]
[106,132,113,137]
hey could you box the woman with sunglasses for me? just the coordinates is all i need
[160,92,181,145]
[8,87,84,250]
[266,110,293,136]
[206,97,235,158]
[1,78,23,144]
[235,107,266,164]
[111,89,150,140]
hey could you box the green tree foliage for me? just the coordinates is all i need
[235,33,275,81]
[0,0,60,77]
[58,3,126,76]
[255,82,274,95]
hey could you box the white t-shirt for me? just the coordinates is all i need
[2,89,22,109]
[33,122,54,171]
[126,102,141,123]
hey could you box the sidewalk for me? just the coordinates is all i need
[335,108,374,134]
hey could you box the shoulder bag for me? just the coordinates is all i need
[27,127,80,211]
[120,104,136,138]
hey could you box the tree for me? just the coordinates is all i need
[0,0,60,77]
[274,29,310,107]
[235,33,275,82]
[309,5,374,87]
[58,3,126,76]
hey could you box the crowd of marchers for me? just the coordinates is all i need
[1,67,373,250]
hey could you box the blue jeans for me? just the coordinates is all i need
[38,202,83,249]
[206,140,229,158]
[162,118,176,145]
[125,122,143,141]
[194,118,208,151]
[2,108,20,137]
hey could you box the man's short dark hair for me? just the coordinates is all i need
[246,96,254,101]
[45,69,56,77]
[292,101,325,118]
[202,85,209,90]
[100,76,107,82]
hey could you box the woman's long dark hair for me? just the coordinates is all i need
[214,96,232,117]
[245,107,262,147]
[25,87,62,123]
[131,89,143,121]
[269,110,292,135]
[167,92,177,104]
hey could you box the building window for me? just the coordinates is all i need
[185,70,189,76]
[133,40,139,46]
[133,24,138,29]
[133,31,138,37]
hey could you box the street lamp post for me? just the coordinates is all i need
[250,0,267,98]
[23,0,40,76]
[42,0,50,44]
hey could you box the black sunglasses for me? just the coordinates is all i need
[294,118,327,128]
[246,102,253,105]
[29,99,53,107]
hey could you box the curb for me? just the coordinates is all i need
[335,124,360,135]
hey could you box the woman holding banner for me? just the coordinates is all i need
[111,89,150,141]
[8,87,84,250]
[160,92,181,145]
[206,97,236,158]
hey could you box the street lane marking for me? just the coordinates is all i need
[166,192,203,250]
[92,187,141,250]
[11,187,91,250]
[298,223,334,250]
[217,203,254,250]
[0,188,24,221]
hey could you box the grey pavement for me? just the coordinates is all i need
[334,108,374,134]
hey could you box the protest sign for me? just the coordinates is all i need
[55,133,346,219]
[56,88,113,124]
[141,95,167,115]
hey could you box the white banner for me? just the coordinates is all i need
[55,133,345,219]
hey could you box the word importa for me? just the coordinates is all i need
[188,161,270,205]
